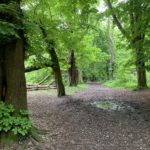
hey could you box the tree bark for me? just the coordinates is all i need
[25,63,51,73]
[5,39,27,109]
[131,6,147,89]
[0,49,5,100]
[106,0,129,40]
[136,59,147,89]
[0,39,27,110]
[0,0,27,109]
[39,26,66,97]
[105,0,147,89]
[107,19,115,80]
[135,45,147,89]
[78,70,83,83]
[0,60,2,100]
[68,50,79,86]
[49,47,65,96]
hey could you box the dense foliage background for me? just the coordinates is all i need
[23,0,150,89]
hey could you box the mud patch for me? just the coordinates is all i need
[91,101,134,112]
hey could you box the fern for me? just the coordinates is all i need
[0,3,21,21]
[0,2,22,43]
[0,21,20,39]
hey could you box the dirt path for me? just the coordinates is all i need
[26,83,150,150]
[3,83,150,150]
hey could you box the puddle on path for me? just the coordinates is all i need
[91,101,134,112]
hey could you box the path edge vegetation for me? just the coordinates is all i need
[0,0,149,146]
[0,0,32,144]
[105,0,149,90]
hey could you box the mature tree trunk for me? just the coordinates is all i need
[109,52,115,80]
[106,0,147,89]
[0,39,27,110]
[5,40,27,109]
[78,70,83,83]
[136,57,147,89]
[135,39,147,89]
[0,49,4,100]
[0,0,27,109]
[49,46,65,96]
[68,50,79,86]
[107,19,115,80]
[39,26,65,97]
[132,13,147,89]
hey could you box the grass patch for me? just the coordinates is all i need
[92,101,134,112]
[65,84,87,95]
[28,89,55,96]
[103,80,137,89]
[95,101,111,109]
[28,84,87,96]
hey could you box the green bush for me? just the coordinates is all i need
[0,101,32,136]
[104,79,137,89]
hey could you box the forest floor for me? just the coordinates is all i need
[2,83,150,150]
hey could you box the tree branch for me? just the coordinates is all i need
[38,74,51,85]
[25,63,51,73]
[105,0,129,40]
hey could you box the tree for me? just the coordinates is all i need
[107,19,115,80]
[0,0,27,109]
[22,0,66,96]
[77,35,109,82]
[57,0,98,85]
[105,0,149,89]
[39,26,66,97]
[90,18,113,81]
[47,41,66,96]
[68,50,79,86]
[23,0,98,87]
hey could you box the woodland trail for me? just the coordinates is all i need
[6,83,150,150]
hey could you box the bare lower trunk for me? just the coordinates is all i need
[0,49,4,100]
[108,33,115,80]
[136,63,147,89]
[68,50,79,86]
[0,65,2,100]
[0,0,27,110]
[105,0,148,89]
[136,47,147,89]
[49,47,65,97]
[0,49,6,101]
[78,70,83,83]
[107,19,115,80]
[133,31,147,89]
[0,39,27,110]
[39,27,65,97]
